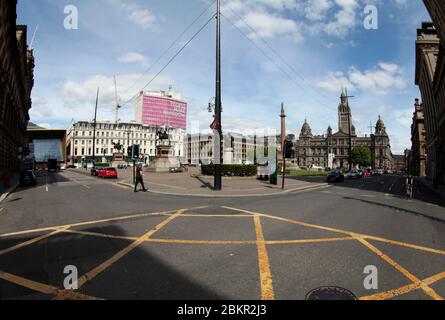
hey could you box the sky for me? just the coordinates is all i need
[17,0,431,154]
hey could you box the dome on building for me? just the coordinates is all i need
[375,115,387,136]
[300,119,313,137]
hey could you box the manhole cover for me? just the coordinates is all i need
[305,286,358,300]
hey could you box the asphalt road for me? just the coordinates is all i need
[0,170,444,300]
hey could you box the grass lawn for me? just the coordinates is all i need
[288,170,328,177]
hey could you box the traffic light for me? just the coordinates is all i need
[285,140,294,159]
[127,147,132,159]
[132,145,140,160]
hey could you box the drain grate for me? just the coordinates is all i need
[306,286,358,300]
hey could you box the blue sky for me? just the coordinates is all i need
[17,0,431,153]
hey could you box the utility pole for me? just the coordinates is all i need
[344,88,354,171]
[92,88,99,168]
[214,0,223,191]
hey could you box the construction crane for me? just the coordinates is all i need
[114,75,121,125]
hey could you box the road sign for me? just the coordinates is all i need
[139,154,143,160]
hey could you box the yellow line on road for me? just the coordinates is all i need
[0,210,176,238]
[223,206,445,258]
[266,237,355,245]
[0,270,56,294]
[52,290,101,300]
[363,235,445,256]
[360,270,445,300]
[223,206,354,236]
[179,214,254,218]
[63,229,138,241]
[146,239,257,245]
[76,209,187,288]
[0,227,69,256]
[0,270,100,300]
[253,215,275,300]
[356,238,443,300]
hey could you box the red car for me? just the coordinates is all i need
[97,167,118,179]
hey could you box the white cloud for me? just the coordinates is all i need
[62,74,174,122]
[316,71,354,92]
[317,62,406,95]
[122,3,156,29]
[236,11,303,42]
[118,52,150,67]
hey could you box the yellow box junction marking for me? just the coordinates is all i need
[0,271,100,300]
[0,204,444,300]
[76,208,187,288]
[223,206,445,300]
[253,215,275,300]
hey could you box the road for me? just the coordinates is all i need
[0,170,444,300]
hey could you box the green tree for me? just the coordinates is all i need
[351,147,372,168]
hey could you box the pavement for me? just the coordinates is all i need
[0,170,444,300]
[0,173,19,204]
[72,167,329,197]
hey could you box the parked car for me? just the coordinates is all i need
[19,170,37,187]
[91,167,105,176]
[327,170,344,183]
[97,167,118,179]
[65,164,76,169]
[363,169,372,178]
[347,170,362,179]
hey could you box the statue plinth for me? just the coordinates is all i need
[146,144,180,173]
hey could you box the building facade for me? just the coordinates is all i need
[66,121,185,166]
[0,1,35,173]
[26,123,67,169]
[392,155,407,173]
[135,90,187,130]
[409,99,427,176]
[415,21,445,186]
[294,91,392,170]
[186,133,257,165]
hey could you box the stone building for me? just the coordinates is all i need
[66,121,185,166]
[409,99,427,176]
[415,21,445,187]
[294,91,392,170]
[0,1,35,172]
[392,155,408,173]
[186,132,257,165]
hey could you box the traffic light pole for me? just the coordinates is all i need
[213,0,223,191]
[282,147,286,190]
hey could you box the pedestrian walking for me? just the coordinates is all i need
[2,169,11,188]
[134,164,147,193]
[406,175,413,200]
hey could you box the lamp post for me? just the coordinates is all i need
[92,88,99,167]
[213,0,223,191]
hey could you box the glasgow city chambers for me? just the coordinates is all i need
[294,90,393,170]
